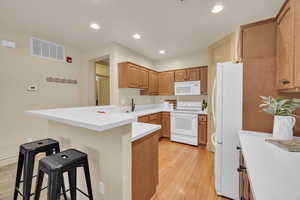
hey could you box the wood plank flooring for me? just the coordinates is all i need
[0,140,228,200]
[152,139,228,200]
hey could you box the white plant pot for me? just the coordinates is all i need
[272,115,296,140]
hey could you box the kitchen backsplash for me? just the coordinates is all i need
[154,95,208,104]
[119,88,155,105]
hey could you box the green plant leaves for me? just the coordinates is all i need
[259,96,300,116]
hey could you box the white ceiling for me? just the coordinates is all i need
[0,0,284,60]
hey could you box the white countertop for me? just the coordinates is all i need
[239,130,300,200]
[132,122,161,142]
[27,105,167,141]
[27,106,136,132]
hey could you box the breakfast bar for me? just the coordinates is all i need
[27,106,161,200]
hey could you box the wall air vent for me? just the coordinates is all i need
[30,37,65,62]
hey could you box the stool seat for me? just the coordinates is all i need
[40,149,87,171]
[20,138,59,153]
[13,138,67,200]
[34,148,93,200]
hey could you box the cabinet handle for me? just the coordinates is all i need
[237,167,246,172]
[280,79,291,85]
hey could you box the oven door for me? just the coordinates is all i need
[171,112,198,137]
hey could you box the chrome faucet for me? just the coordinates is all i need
[131,98,135,112]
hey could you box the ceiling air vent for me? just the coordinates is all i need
[30,37,65,62]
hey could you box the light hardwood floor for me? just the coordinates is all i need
[0,140,228,200]
[153,139,228,200]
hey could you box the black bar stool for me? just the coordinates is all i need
[34,148,93,200]
[13,138,67,200]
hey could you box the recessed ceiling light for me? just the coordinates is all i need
[211,4,224,13]
[159,50,165,54]
[90,23,100,30]
[133,33,141,39]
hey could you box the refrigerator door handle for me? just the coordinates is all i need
[211,133,216,146]
[212,78,216,128]
[211,133,222,146]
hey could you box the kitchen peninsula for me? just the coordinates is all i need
[27,105,163,200]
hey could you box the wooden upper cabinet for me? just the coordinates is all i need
[294,0,300,87]
[200,66,208,94]
[149,71,159,95]
[138,68,149,89]
[175,70,187,82]
[276,0,295,90]
[140,71,158,96]
[158,71,175,95]
[118,62,149,89]
[187,68,200,81]
[127,65,140,88]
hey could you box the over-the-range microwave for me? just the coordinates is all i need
[175,80,201,96]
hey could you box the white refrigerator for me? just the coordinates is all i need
[212,62,243,200]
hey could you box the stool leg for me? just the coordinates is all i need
[83,160,93,200]
[23,152,35,200]
[34,169,44,200]
[68,168,77,200]
[51,145,68,200]
[13,152,24,200]
[48,171,62,200]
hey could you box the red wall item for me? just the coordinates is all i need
[66,56,72,63]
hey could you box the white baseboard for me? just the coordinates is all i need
[0,156,18,167]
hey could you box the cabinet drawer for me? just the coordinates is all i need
[149,113,161,121]
[138,115,149,123]
[198,115,207,122]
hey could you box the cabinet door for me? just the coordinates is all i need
[132,131,159,200]
[162,112,170,138]
[198,121,207,145]
[128,65,140,88]
[277,0,295,89]
[295,0,300,87]
[138,115,149,123]
[200,67,208,94]
[149,71,158,95]
[175,70,187,82]
[138,68,149,89]
[158,71,175,95]
[187,68,200,81]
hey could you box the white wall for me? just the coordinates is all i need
[0,26,82,164]
[153,49,209,103]
[81,43,156,106]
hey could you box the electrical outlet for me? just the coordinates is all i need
[99,182,105,194]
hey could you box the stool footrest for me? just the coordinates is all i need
[19,174,38,183]
[77,188,91,198]
[15,185,49,197]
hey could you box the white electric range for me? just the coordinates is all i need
[170,101,206,146]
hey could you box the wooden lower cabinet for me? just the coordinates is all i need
[132,131,159,200]
[198,115,207,145]
[239,151,254,200]
[138,113,162,138]
[161,112,170,138]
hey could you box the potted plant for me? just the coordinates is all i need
[259,96,300,140]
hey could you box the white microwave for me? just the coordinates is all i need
[175,81,201,96]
